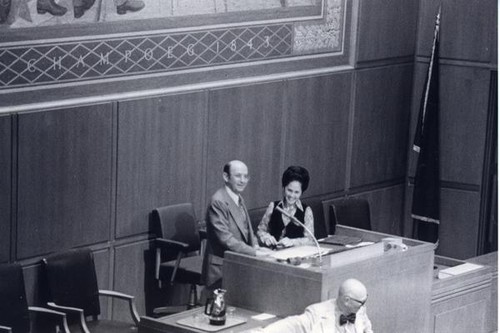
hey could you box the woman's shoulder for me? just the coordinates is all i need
[303,204,314,216]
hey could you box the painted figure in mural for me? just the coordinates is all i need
[74,0,145,18]
[35,0,144,19]
[37,0,67,16]
[73,0,94,18]
[115,0,144,15]
[0,0,10,23]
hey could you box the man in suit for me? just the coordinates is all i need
[202,160,270,291]
[261,278,373,333]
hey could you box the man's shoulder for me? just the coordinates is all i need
[209,188,231,207]
[210,187,226,200]
[306,299,336,314]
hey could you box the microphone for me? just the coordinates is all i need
[275,205,323,265]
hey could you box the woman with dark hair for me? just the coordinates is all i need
[257,166,314,248]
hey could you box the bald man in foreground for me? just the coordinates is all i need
[261,278,373,333]
[202,160,271,291]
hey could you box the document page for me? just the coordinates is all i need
[269,245,330,261]
[438,262,483,279]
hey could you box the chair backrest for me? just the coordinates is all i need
[153,203,200,253]
[248,207,268,232]
[330,198,372,234]
[301,197,328,239]
[0,263,30,333]
[43,248,101,317]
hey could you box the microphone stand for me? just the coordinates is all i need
[275,206,323,265]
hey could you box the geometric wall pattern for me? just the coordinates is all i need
[0,24,292,88]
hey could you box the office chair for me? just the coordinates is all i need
[0,262,70,333]
[301,197,328,239]
[42,248,140,333]
[329,197,372,234]
[248,207,268,232]
[152,203,205,314]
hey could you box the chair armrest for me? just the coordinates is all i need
[46,302,90,333]
[156,238,190,252]
[0,325,12,333]
[99,290,140,325]
[28,306,70,333]
[199,229,207,257]
[99,289,134,300]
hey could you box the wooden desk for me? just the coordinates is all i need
[431,255,493,333]
[138,307,279,333]
[467,251,498,333]
[223,226,435,333]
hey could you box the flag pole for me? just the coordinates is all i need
[414,5,441,153]
[411,5,442,245]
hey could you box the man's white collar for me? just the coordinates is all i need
[225,185,240,206]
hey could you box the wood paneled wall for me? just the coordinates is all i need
[351,65,413,187]
[0,115,11,263]
[405,0,497,259]
[206,83,285,209]
[16,106,114,259]
[284,75,351,197]
[357,0,419,62]
[116,93,208,236]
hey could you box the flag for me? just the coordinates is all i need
[411,7,441,244]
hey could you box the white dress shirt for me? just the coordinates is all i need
[261,299,373,333]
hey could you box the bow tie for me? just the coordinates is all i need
[339,313,356,325]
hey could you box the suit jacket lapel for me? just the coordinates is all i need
[239,196,254,244]
[221,189,249,243]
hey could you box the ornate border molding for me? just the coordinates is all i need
[0,0,347,91]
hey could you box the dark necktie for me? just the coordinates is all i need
[238,198,249,239]
[238,198,246,216]
[339,313,356,325]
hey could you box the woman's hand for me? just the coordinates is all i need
[277,237,294,248]
[263,235,278,247]
[255,247,274,256]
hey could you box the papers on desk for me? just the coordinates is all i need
[438,262,483,279]
[319,234,362,246]
[328,242,384,268]
[251,313,276,321]
[345,241,375,248]
[269,245,331,261]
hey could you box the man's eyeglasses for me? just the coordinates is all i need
[349,296,367,306]
[233,174,250,181]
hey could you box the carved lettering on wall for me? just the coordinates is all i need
[0,25,292,88]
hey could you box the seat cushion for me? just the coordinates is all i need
[159,255,203,285]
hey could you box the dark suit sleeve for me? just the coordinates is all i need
[208,199,257,256]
